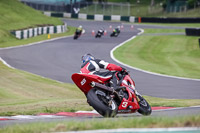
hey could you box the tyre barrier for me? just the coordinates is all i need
[10,23,67,39]
[185,28,200,36]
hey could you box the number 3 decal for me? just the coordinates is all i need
[122,102,128,108]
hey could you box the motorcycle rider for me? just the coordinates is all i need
[111,26,120,37]
[80,53,126,91]
[75,25,83,35]
[114,26,120,34]
[98,28,104,34]
[96,28,104,38]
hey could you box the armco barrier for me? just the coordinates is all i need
[141,17,200,23]
[185,28,200,36]
[11,23,67,39]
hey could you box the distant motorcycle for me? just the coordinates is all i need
[95,29,104,38]
[110,28,120,37]
[74,29,82,40]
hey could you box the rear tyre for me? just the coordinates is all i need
[137,95,152,116]
[87,88,118,117]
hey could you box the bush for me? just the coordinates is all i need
[187,0,197,9]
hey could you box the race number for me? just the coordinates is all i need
[81,78,86,86]
[122,102,128,108]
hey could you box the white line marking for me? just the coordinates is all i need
[54,127,200,133]
[110,28,200,81]
[76,110,99,114]
[153,106,200,112]
[11,115,35,120]
[0,57,15,69]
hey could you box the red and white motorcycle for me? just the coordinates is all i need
[71,70,152,117]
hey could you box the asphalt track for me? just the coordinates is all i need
[0,19,199,99]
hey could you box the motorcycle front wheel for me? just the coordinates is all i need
[137,95,152,116]
[74,35,78,39]
[110,33,114,37]
[87,88,118,117]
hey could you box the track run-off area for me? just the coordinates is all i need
[0,19,200,128]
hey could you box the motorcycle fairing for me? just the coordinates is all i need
[117,75,139,112]
[71,73,104,94]
[118,88,140,113]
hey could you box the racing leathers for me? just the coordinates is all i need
[76,27,83,35]
[80,59,123,90]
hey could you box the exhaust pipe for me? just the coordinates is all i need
[90,82,113,92]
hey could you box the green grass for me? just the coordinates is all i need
[145,96,200,107]
[114,29,200,79]
[80,3,130,16]
[143,28,185,33]
[1,115,200,133]
[0,0,74,48]
[0,26,76,48]
[0,61,92,116]
[158,8,200,18]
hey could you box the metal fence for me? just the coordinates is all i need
[79,2,131,16]
[20,0,84,5]
[20,0,200,17]
[20,1,131,16]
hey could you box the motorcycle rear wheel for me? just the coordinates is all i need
[137,95,152,116]
[87,88,118,117]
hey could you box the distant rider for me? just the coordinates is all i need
[98,28,104,35]
[114,26,120,34]
[76,25,83,35]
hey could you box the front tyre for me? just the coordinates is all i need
[137,95,152,116]
[74,35,78,39]
[87,88,118,117]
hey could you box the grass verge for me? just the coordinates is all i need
[0,26,76,48]
[0,0,77,48]
[1,115,200,133]
[143,28,185,34]
[0,60,92,116]
[114,29,200,79]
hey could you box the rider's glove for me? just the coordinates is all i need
[121,67,128,75]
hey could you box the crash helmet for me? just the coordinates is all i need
[117,26,120,29]
[79,25,82,29]
[81,53,95,63]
